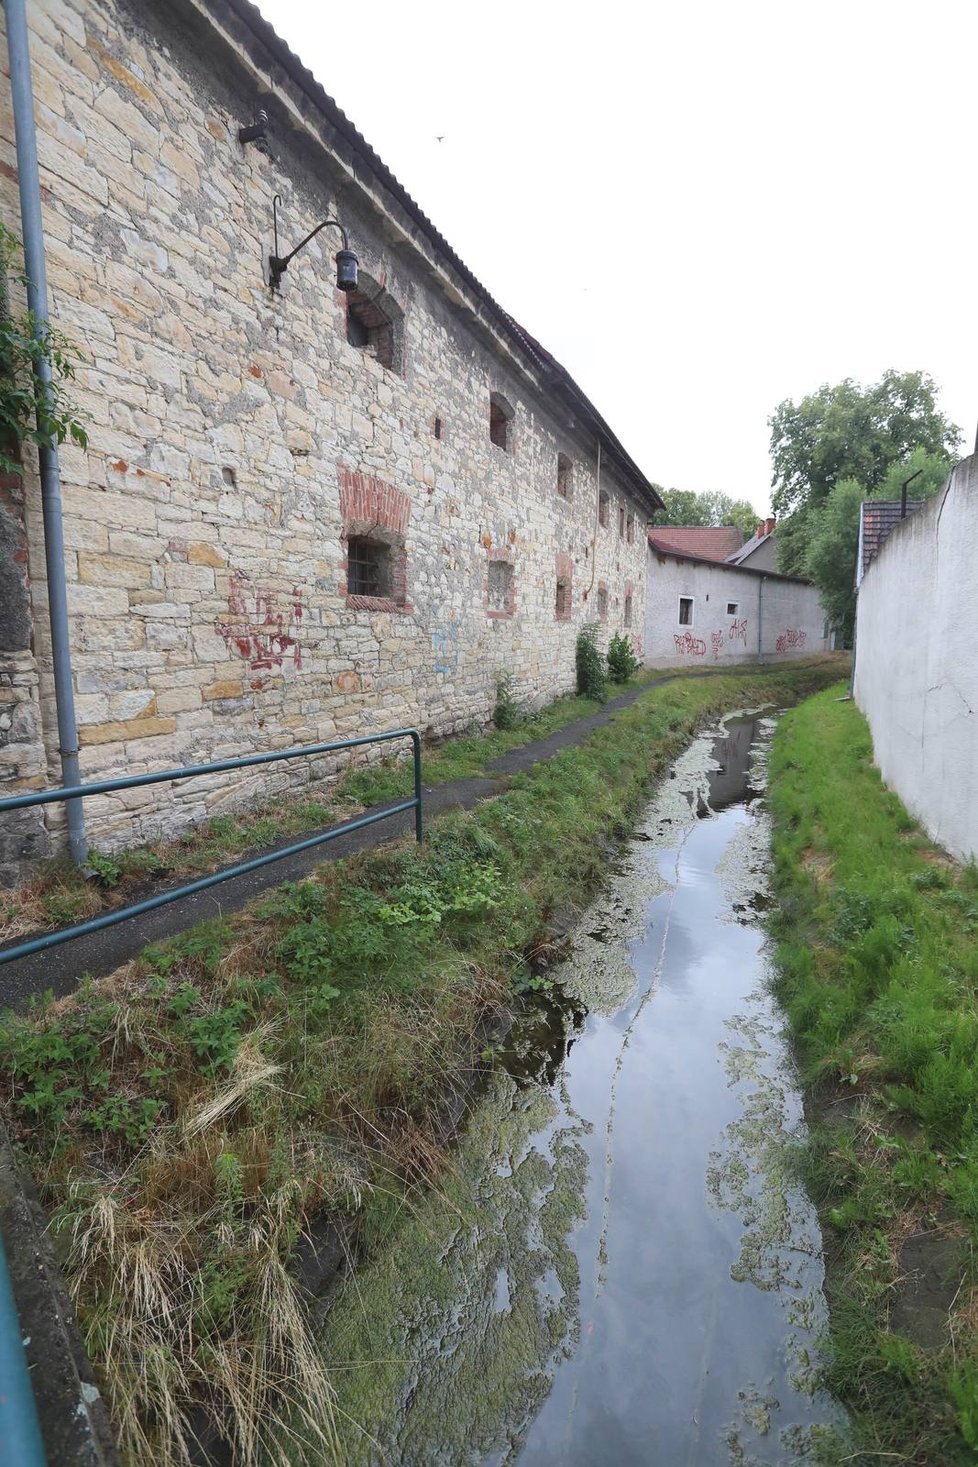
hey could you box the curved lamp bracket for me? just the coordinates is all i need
[269,194,359,292]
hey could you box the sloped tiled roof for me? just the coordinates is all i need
[857,500,923,586]
[649,526,745,562]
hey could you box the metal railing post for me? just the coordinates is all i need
[411,731,423,844]
[0,1233,46,1466]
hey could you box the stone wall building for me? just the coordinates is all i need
[0,0,660,870]
[645,531,830,666]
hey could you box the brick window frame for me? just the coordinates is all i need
[486,547,516,619]
[344,270,404,374]
[556,452,573,500]
[339,467,412,613]
[555,551,573,621]
[597,579,608,623]
[598,490,610,528]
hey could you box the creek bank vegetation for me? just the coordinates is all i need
[2,668,659,944]
[1,661,841,1466]
[768,688,978,1465]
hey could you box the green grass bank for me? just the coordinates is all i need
[1,660,840,1466]
[768,687,978,1465]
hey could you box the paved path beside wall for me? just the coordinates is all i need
[0,664,829,1008]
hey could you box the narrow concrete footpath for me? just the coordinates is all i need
[0,666,805,1008]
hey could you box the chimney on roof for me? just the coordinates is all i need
[755,521,764,538]
[765,516,776,536]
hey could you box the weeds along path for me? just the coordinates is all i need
[0,660,843,1006]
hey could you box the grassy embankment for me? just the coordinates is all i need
[1,659,840,1467]
[768,688,978,1465]
[0,658,840,943]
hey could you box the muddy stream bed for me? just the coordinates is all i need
[324,711,844,1464]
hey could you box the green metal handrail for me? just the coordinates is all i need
[0,728,423,967]
[0,1233,45,1464]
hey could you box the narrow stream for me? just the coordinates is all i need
[327,712,843,1465]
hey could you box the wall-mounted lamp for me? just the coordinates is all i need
[238,109,268,145]
[269,193,359,293]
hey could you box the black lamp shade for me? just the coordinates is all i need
[335,249,359,292]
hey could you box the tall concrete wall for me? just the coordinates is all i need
[644,548,829,666]
[854,454,978,863]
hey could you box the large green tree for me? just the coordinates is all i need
[769,370,960,574]
[657,487,759,538]
[804,447,952,645]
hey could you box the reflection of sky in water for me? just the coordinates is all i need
[325,714,843,1465]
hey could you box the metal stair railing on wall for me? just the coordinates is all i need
[0,728,423,967]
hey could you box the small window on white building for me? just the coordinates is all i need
[678,596,693,626]
[726,601,738,616]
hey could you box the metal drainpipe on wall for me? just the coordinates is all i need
[5,0,87,864]
[757,574,765,661]
[584,439,602,605]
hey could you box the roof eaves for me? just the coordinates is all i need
[649,538,814,587]
[200,0,663,515]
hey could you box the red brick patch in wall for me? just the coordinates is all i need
[338,467,412,612]
[216,572,304,672]
[555,551,573,621]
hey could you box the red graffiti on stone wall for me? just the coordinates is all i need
[217,574,304,671]
[674,632,706,657]
[775,628,807,654]
[729,617,748,644]
[710,630,724,660]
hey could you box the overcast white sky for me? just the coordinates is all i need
[258,0,977,514]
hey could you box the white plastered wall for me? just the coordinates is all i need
[854,454,978,863]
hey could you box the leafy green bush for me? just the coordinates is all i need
[575,623,607,702]
[493,672,521,730]
[607,632,640,683]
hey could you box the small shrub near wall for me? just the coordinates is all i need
[607,632,640,684]
[575,624,607,703]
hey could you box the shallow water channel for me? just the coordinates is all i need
[327,712,843,1465]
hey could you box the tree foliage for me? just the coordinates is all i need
[770,369,960,518]
[804,447,951,645]
[656,487,759,538]
[0,221,88,475]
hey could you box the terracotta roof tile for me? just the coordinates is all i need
[649,526,745,562]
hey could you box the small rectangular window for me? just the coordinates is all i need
[557,453,572,499]
[618,505,625,536]
[678,596,693,626]
[624,593,633,627]
[599,491,610,528]
[626,513,635,544]
[348,537,390,598]
[597,585,608,621]
[726,601,738,616]
[555,578,571,620]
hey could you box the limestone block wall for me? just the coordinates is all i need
[854,454,978,864]
[0,0,652,857]
[644,548,829,666]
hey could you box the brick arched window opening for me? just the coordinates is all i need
[339,468,411,613]
[555,578,571,620]
[557,452,573,499]
[345,271,403,372]
[624,592,633,627]
[598,490,610,528]
[489,392,514,452]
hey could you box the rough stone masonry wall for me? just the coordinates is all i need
[0,0,650,861]
[855,454,978,865]
[644,549,829,666]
